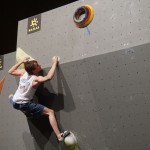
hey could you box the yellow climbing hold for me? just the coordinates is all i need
[64,132,79,150]
[16,47,35,68]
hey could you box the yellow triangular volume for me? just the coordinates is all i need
[16,47,35,68]
[0,76,5,94]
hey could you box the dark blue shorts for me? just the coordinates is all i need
[9,95,44,116]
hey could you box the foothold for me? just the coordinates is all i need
[73,4,94,28]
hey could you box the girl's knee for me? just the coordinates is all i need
[43,107,55,116]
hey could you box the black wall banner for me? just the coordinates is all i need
[27,14,41,34]
[0,55,3,70]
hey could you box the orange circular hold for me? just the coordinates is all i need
[73,5,94,28]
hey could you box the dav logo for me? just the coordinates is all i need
[28,14,41,34]
[0,55,3,70]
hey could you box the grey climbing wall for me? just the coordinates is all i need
[1,0,150,150]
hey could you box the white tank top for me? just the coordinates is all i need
[13,72,37,104]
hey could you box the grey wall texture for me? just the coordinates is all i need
[1,0,150,150]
